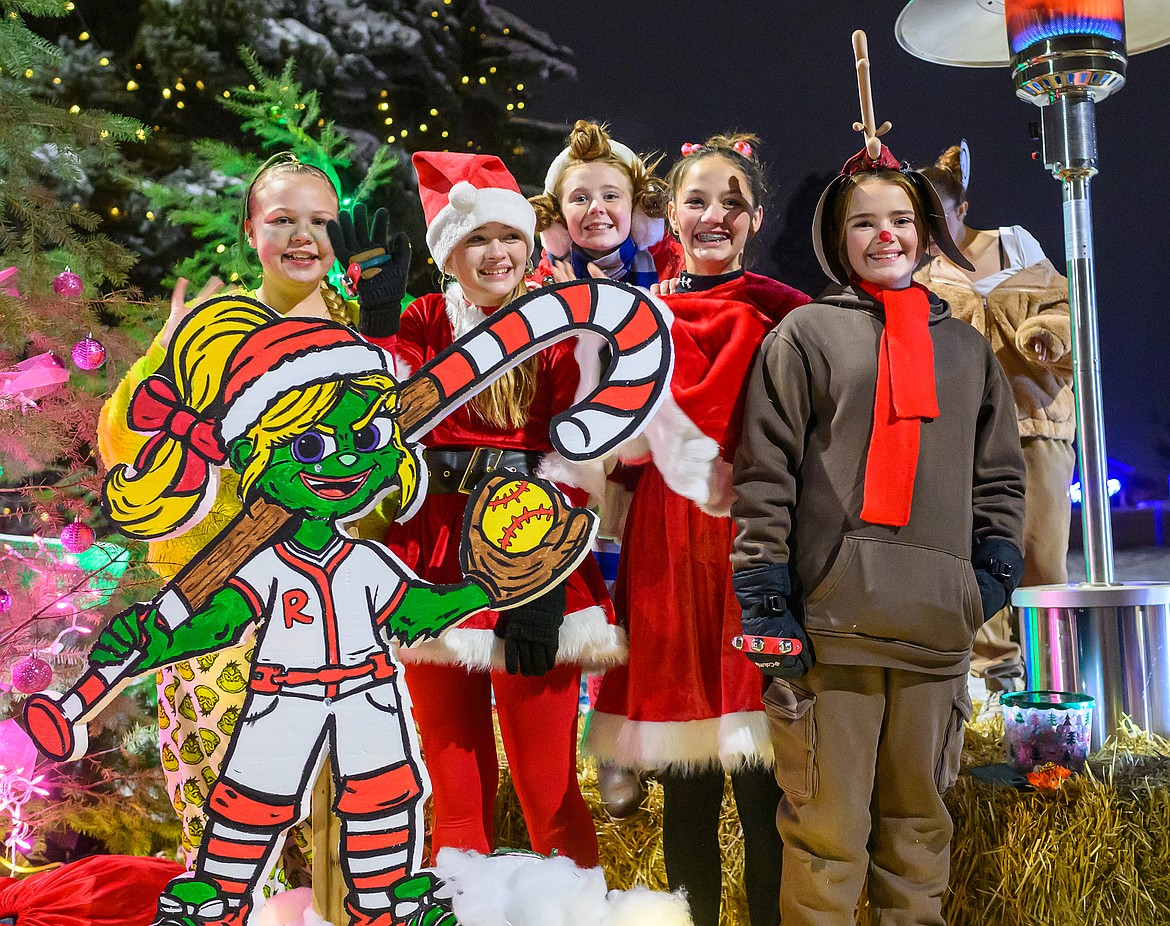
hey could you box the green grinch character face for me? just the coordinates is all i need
[230,386,416,524]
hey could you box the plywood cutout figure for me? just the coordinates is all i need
[23,280,671,926]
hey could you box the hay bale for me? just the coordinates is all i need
[489,710,1170,926]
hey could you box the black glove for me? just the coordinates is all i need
[494,582,567,677]
[971,538,1025,622]
[732,564,815,679]
[327,203,411,337]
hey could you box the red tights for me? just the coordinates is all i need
[404,660,599,866]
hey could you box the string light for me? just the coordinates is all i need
[145,211,155,220]
[215,244,226,253]
[516,84,524,91]
[489,67,497,74]
[98,57,109,67]
[461,76,469,84]
[517,102,524,109]
[378,102,389,111]
[176,101,184,109]
[429,108,438,116]
[78,31,89,41]
[175,80,185,91]
[419,123,428,132]
[162,88,171,99]
[68,104,80,114]
[196,80,205,90]
[126,80,138,91]
[22,69,32,78]
[441,131,449,138]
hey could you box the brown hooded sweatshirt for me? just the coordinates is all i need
[730,283,1025,675]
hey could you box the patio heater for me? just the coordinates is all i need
[896,0,1170,745]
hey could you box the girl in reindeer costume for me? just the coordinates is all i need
[586,133,809,926]
[729,34,1025,926]
[362,152,621,866]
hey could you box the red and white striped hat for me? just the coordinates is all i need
[219,316,393,444]
[412,151,536,273]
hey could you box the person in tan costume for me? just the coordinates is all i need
[917,142,1075,691]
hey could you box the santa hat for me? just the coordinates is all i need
[412,151,536,273]
[541,138,664,252]
[219,315,393,445]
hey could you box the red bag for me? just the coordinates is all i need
[0,855,185,926]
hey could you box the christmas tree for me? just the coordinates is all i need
[30,0,576,293]
[0,0,181,862]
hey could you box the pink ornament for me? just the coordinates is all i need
[11,656,52,695]
[0,588,9,614]
[60,521,95,554]
[52,270,84,298]
[71,335,106,371]
[0,719,38,775]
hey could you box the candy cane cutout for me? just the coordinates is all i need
[400,278,673,460]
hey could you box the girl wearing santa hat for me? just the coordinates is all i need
[368,150,622,866]
[529,120,683,287]
[586,134,809,926]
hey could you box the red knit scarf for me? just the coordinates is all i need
[856,280,939,526]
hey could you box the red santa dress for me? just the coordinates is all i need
[588,270,809,771]
[376,288,621,670]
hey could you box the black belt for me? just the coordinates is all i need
[425,447,543,494]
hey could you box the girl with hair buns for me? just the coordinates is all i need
[97,152,408,877]
[586,133,809,926]
[372,151,622,867]
[529,119,683,287]
[916,141,1075,692]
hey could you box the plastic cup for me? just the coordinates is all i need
[1002,690,1094,773]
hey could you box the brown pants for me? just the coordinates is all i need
[763,665,970,926]
[972,436,1075,688]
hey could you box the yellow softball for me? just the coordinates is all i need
[479,479,557,553]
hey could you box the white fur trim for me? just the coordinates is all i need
[537,450,607,505]
[433,848,693,926]
[631,212,665,250]
[399,606,627,671]
[584,709,774,772]
[426,187,536,273]
[544,140,638,194]
[221,341,392,443]
[641,391,726,509]
[443,283,487,338]
[609,886,694,926]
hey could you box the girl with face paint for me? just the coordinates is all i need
[96,154,399,882]
[585,134,810,926]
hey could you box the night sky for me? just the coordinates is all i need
[499,1,1170,485]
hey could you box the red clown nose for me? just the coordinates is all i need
[878,230,894,243]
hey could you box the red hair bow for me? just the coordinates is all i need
[732,140,753,159]
[680,142,702,157]
[127,375,228,493]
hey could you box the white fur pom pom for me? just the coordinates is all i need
[449,181,479,212]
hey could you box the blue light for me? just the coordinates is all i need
[1068,478,1121,505]
[1010,16,1125,54]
